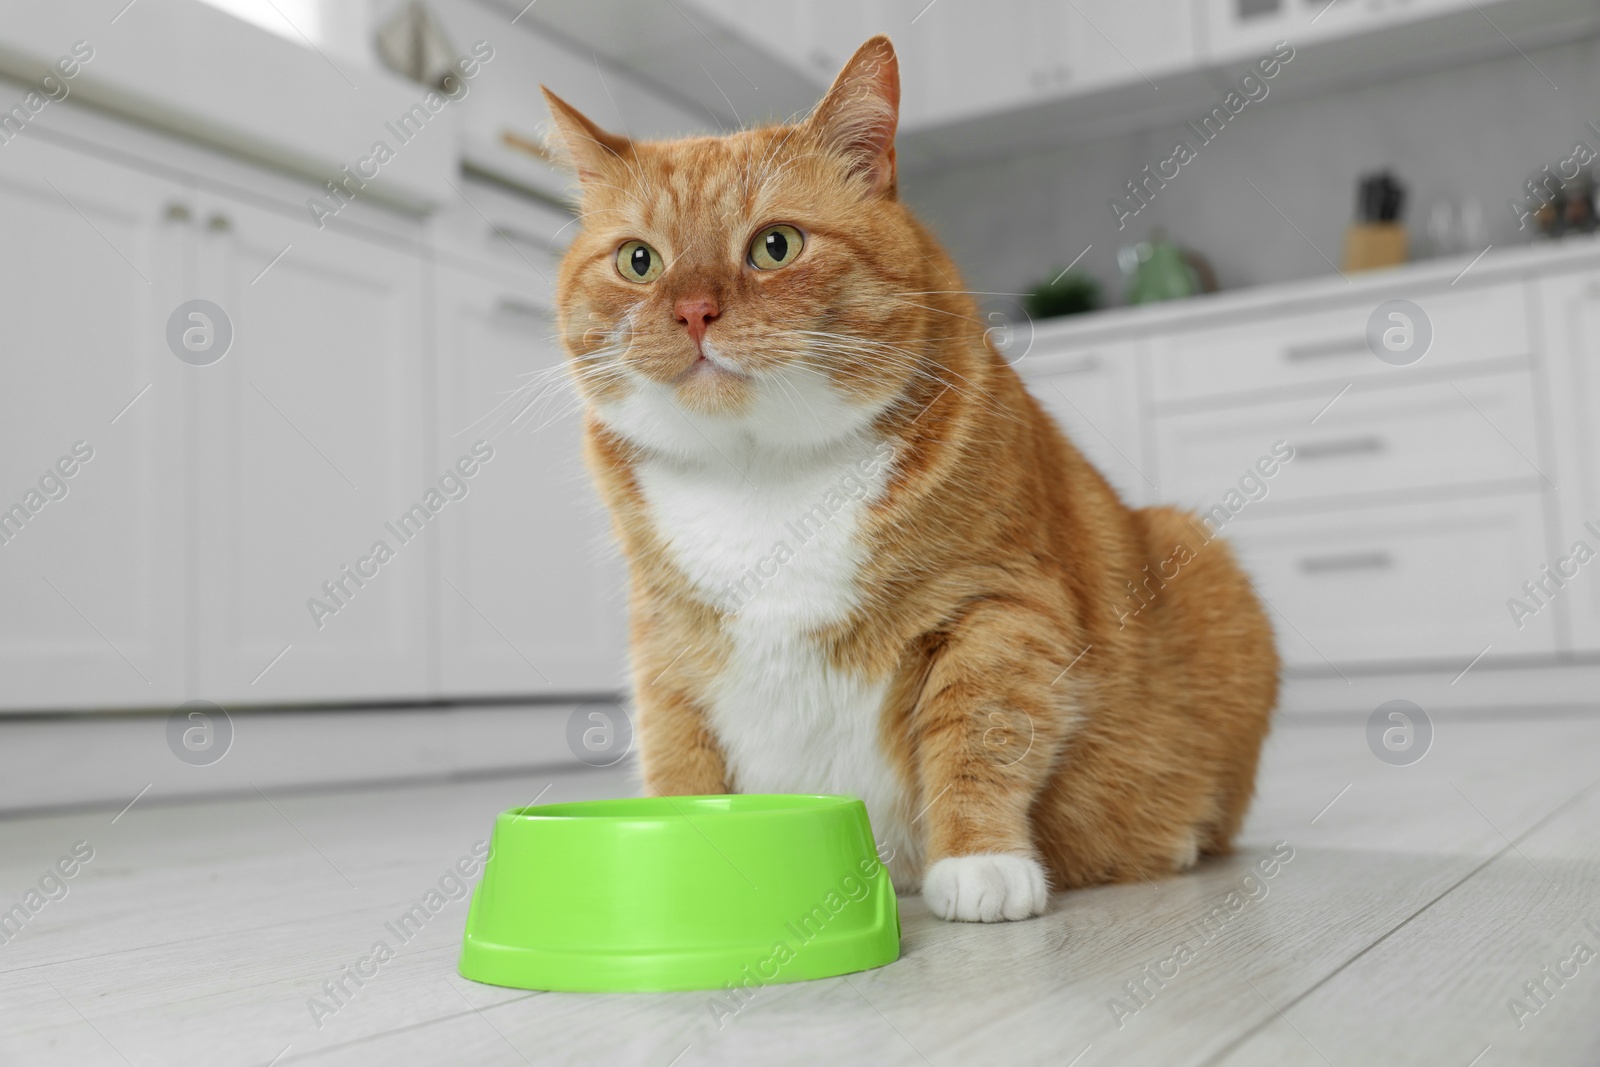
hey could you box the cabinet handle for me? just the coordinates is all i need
[495,297,547,318]
[1295,435,1385,460]
[1298,551,1393,575]
[164,202,192,222]
[1051,354,1102,376]
[1282,337,1368,361]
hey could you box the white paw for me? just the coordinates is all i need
[922,853,1050,922]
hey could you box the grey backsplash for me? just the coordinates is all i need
[901,33,1600,308]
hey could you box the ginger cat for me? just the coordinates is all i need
[542,36,1278,922]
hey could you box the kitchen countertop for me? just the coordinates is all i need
[1009,230,1600,357]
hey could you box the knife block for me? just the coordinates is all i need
[1342,223,1408,272]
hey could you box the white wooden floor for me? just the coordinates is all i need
[3,710,1599,1066]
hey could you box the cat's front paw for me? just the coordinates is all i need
[922,853,1049,922]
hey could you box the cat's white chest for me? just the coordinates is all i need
[632,437,920,884]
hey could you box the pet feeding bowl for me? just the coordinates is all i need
[457,794,900,993]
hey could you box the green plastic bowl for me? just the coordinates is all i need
[457,794,900,993]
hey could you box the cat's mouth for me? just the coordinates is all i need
[676,345,748,385]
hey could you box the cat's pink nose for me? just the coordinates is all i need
[674,294,720,345]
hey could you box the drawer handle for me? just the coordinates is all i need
[1299,551,1393,575]
[1052,355,1102,375]
[495,297,547,318]
[1282,337,1368,362]
[1296,435,1385,460]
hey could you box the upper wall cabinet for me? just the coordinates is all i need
[648,0,1597,163]
[912,0,1070,126]
[685,0,1195,128]
[1203,0,1484,62]
[900,0,1198,131]
[1063,0,1198,92]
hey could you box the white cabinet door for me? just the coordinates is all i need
[190,197,432,703]
[914,0,1053,123]
[1200,0,1474,62]
[0,135,190,710]
[1023,338,1149,506]
[796,0,884,83]
[793,0,939,121]
[1535,270,1600,654]
[433,262,627,696]
[692,0,803,57]
[1067,0,1198,91]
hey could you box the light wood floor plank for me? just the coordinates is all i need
[0,715,1595,1066]
[1208,781,1600,1067]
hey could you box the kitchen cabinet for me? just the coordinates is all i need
[0,134,190,709]
[694,0,804,65]
[1153,372,1545,509]
[913,0,1061,124]
[1064,0,1197,93]
[432,261,627,696]
[1144,282,1531,406]
[0,105,627,711]
[1201,0,1480,63]
[1534,271,1600,654]
[1024,338,1149,506]
[723,0,1194,126]
[1017,246,1600,683]
[1224,492,1557,667]
[523,0,1596,163]
[787,0,938,124]
[188,192,433,705]
[793,0,898,83]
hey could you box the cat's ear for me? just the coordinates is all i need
[540,88,631,183]
[807,35,900,196]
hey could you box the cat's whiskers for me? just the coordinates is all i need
[548,205,628,248]
[766,366,820,430]
[785,330,1021,425]
[476,334,643,439]
[754,149,834,189]
[576,128,662,206]
[781,348,1015,431]
[894,290,1033,298]
[657,240,701,280]
[796,329,998,399]
[571,178,649,213]
[746,121,808,198]
[459,362,570,439]
[883,295,990,328]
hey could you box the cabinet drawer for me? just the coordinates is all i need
[1154,370,1544,509]
[1149,282,1529,405]
[1222,494,1557,668]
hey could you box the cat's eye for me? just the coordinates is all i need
[748,225,804,271]
[615,240,663,283]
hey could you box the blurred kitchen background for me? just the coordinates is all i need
[3,0,1599,811]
